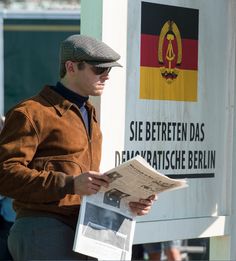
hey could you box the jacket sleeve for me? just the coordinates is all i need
[0,110,74,203]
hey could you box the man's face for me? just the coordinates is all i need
[71,62,111,97]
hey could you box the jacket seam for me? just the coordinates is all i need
[18,110,40,144]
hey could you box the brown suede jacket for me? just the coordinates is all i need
[0,86,102,228]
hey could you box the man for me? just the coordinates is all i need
[0,35,156,260]
[0,116,15,260]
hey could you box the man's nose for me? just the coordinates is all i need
[100,73,110,80]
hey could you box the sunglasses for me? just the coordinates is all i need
[89,66,112,75]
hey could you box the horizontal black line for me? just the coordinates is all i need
[141,2,199,39]
[166,173,215,179]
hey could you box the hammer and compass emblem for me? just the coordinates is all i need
[158,20,182,83]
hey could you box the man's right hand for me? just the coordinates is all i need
[73,171,110,195]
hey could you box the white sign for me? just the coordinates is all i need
[81,0,236,256]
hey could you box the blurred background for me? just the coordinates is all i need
[0,0,80,10]
[0,0,80,113]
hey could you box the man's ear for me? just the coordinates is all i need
[65,61,75,73]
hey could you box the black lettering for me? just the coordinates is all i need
[194,150,198,168]
[151,122,156,141]
[177,123,187,141]
[210,151,216,168]
[189,123,205,141]
[170,151,176,169]
[156,122,161,140]
[138,122,143,141]
[195,124,200,141]
[129,121,143,141]
[200,123,205,141]
[182,151,186,169]
[188,151,193,169]
[162,122,167,141]
[146,122,151,141]
[165,150,170,170]
[157,150,163,169]
[152,151,158,169]
[172,122,176,140]
[167,122,172,141]
[121,151,126,163]
[129,121,135,141]
[189,123,195,141]
[115,151,121,167]
[146,150,152,165]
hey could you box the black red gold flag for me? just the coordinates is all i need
[140,2,199,101]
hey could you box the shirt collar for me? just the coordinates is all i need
[53,81,89,108]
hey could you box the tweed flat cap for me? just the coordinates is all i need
[60,34,121,68]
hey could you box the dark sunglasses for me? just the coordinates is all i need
[90,66,112,75]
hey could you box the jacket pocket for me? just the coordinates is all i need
[30,156,83,176]
[44,158,83,176]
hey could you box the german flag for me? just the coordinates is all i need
[140,2,199,101]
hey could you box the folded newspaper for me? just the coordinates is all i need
[73,155,188,261]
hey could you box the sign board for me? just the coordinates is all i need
[81,2,236,256]
[121,0,225,222]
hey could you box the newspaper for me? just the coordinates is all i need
[73,155,188,260]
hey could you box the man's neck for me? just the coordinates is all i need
[60,78,87,97]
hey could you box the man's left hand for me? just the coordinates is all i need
[129,194,157,216]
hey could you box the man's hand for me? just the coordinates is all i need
[129,194,157,216]
[73,171,110,195]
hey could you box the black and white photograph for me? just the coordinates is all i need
[103,188,130,208]
[82,203,132,250]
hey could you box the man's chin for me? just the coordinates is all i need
[92,90,104,96]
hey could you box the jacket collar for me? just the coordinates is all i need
[39,85,95,117]
[39,85,74,116]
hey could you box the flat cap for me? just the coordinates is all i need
[60,34,121,68]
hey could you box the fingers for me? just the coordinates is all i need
[86,182,101,194]
[148,194,158,201]
[129,194,158,216]
[74,171,110,196]
[89,173,110,188]
[129,201,152,216]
